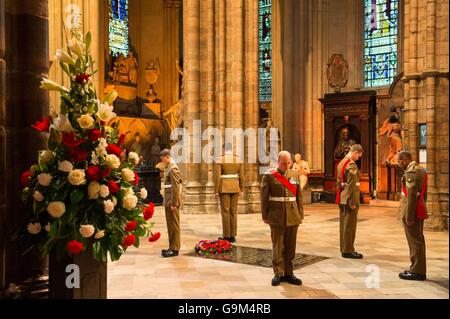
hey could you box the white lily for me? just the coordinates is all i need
[96,102,117,122]
[55,49,76,65]
[68,38,85,59]
[103,90,118,105]
[51,114,74,133]
[40,78,70,94]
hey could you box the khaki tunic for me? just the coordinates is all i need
[162,162,181,251]
[398,161,427,275]
[214,153,244,238]
[260,168,303,276]
[336,156,360,254]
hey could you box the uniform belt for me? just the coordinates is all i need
[221,174,238,178]
[269,196,296,202]
[341,182,361,186]
[163,184,172,189]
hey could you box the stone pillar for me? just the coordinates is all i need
[0,0,6,289]
[181,0,260,214]
[3,0,49,284]
[402,0,449,230]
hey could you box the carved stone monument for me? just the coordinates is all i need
[326,54,349,93]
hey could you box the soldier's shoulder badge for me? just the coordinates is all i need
[405,174,416,188]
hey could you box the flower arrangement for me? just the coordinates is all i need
[194,239,234,256]
[18,28,159,262]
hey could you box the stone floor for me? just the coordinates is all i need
[108,203,449,299]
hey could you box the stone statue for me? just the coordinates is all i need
[144,59,161,103]
[117,53,129,83]
[292,153,310,190]
[378,118,403,165]
[326,53,349,93]
[127,52,138,85]
[112,58,120,83]
[149,137,161,168]
[334,126,356,159]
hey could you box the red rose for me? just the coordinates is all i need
[148,232,161,243]
[101,168,112,179]
[63,132,84,148]
[143,205,154,221]
[21,171,32,187]
[106,144,122,157]
[117,134,126,147]
[67,240,83,254]
[124,220,138,232]
[31,116,51,132]
[122,234,136,247]
[88,129,102,141]
[75,73,90,84]
[107,180,120,193]
[70,149,89,163]
[86,166,102,181]
[132,172,139,186]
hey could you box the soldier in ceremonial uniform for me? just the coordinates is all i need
[260,151,303,286]
[336,144,364,259]
[397,150,428,281]
[214,143,244,242]
[160,149,182,257]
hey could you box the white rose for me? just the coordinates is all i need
[96,102,117,122]
[88,181,101,199]
[39,150,55,164]
[128,152,140,165]
[37,173,52,187]
[121,187,134,197]
[47,201,66,218]
[140,188,148,199]
[44,223,51,232]
[98,138,108,149]
[68,169,86,186]
[99,184,110,198]
[27,222,41,235]
[77,114,95,130]
[94,230,105,239]
[105,154,121,169]
[104,199,115,214]
[123,194,138,210]
[121,168,135,182]
[33,191,44,202]
[79,224,95,238]
[58,160,74,172]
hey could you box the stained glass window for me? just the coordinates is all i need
[364,0,399,87]
[259,0,272,102]
[109,0,129,57]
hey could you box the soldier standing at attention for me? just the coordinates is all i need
[397,150,428,281]
[214,143,244,243]
[160,149,182,258]
[336,144,364,259]
[261,151,303,286]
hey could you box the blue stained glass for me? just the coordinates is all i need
[364,0,398,87]
[109,0,129,57]
[259,0,272,102]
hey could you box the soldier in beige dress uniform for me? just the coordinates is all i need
[335,144,364,259]
[397,150,428,281]
[261,151,304,286]
[214,143,244,242]
[160,149,181,257]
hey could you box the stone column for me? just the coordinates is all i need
[3,0,49,284]
[0,0,6,289]
[402,0,448,230]
[181,0,260,214]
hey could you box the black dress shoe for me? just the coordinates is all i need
[283,275,302,286]
[228,237,236,243]
[162,249,179,258]
[271,276,282,286]
[161,249,169,255]
[399,271,426,281]
[218,237,226,240]
[341,252,363,259]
